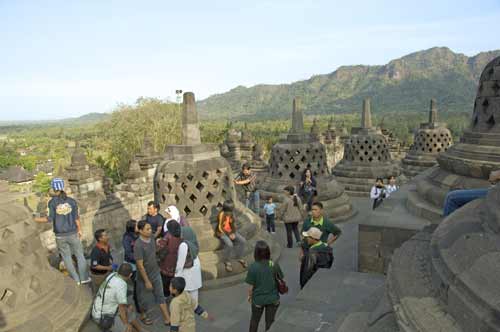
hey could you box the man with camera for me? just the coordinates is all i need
[370,178,386,210]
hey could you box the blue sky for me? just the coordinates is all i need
[1,0,499,121]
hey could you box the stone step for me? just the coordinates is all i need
[406,190,442,222]
[387,229,461,332]
[268,270,385,332]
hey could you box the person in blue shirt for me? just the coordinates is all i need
[34,177,90,285]
[263,197,277,234]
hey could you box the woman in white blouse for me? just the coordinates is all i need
[370,178,386,210]
[385,176,399,197]
[171,221,203,303]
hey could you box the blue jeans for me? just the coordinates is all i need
[55,233,89,282]
[266,214,276,232]
[220,232,247,261]
[246,191,260,214]
[443,188,489,217]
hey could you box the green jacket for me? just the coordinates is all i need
[301,216,342,245]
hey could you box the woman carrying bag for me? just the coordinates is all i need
[277,186,306,248]
[245,241,286,332]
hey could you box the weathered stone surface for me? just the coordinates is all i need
[402,100,453,178]
[321,117,345,170]
[182,92,201,145]
[0,182,92,332]
[260,97,354,221]
[154,92,279,281]
[408,56,500,219]
[333,98,401,196]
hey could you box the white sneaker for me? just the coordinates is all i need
[271,231,276,234]
[79,278,92,285]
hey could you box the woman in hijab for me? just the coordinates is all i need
[163,205,188,235]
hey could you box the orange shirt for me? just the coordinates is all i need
[222,215,233,233]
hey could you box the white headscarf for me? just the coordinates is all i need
[164,205,181,233]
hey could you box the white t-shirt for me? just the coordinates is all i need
[370,186,384,199]
[91,273,128,320]
[175,242,202,291]
[386,184,398,197]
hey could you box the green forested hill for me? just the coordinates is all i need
[198,47,500,120]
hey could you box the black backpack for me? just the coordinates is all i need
[314,246,334,269]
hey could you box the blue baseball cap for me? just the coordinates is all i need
[51,178,65,191]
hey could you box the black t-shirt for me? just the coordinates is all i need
[144,213,165,235]
[90,245,113,275]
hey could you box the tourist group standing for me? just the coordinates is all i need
[35,170,342,332]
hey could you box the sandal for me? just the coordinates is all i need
[140,316,153,325]
[238,259,248,269]
[224,262,233,272]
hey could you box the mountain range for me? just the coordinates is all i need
[197,47,500,120]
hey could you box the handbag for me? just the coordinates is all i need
[183,241,194,269]
[269,261,288,295]
[92,273,117,330]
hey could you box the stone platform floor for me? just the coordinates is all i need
[81,197,381,332]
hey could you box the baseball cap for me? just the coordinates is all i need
[51,178,65,191]
[302,227,322,240]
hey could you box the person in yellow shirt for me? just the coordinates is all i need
[169,277,213,332]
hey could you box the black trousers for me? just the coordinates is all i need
[161,273,173,298]
[132,271,142,314]
[249,302,280,332]
[372,197,384,210]
[284,222,300,248]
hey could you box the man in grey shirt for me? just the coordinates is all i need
[135,220,171,326]
[234,163,260,214]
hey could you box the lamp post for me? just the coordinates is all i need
[175,89,183,113]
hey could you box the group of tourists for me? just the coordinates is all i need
[370,175,399,210]
[33,170,340,332]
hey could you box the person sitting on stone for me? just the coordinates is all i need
[299,168,317,211]
[33,177,90,285]
[443,169,500,217]
[216,200,248,272]
[143,201,165,239]
[91,263,143,332]
[169,277,213,332]
[385,175,399,197]
[234,163,260,214]
[370,178,387,210]
[90,229,117,292]
[300,227,334,289]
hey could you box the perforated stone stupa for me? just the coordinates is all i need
[0,181,92,332]
[220,122,269,181]
[63,143,105,213]
[407,56,500,220]
[332,98,400,196]
[260,97,353,220]
[402,99,453,178]
[154,92,277,281]
[321,117,345,170]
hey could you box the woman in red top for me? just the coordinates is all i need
[157,220,183,297]
[216,200,248,272]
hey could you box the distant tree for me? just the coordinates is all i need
[33,172,51,193]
